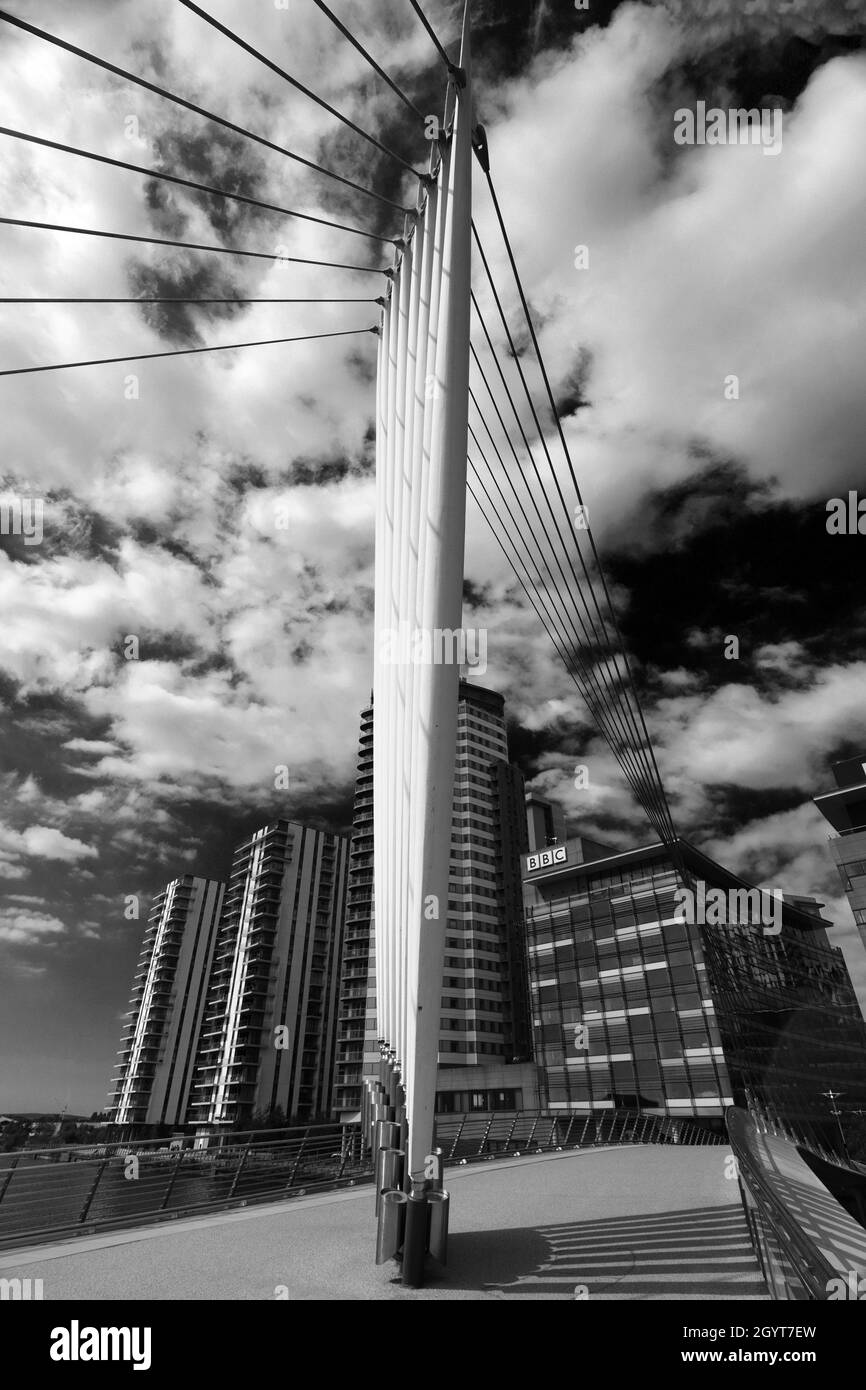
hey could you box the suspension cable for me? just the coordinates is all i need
[0,326,375,377]
[310,0,426,122]
[470,245,663,801]
[407,0,454,71]
[0,218,384,274]
[177,0,423,178]
[467,454,660,822]
[479,167,680,844]
[1,297,380,304]
[0,8,410,214]
[0,128,397,245]
[468,405,658,813]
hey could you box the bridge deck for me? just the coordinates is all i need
[0,1146,768,1300]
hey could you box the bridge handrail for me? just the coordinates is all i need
[0,1108,721,1249]
[726,1106,854,1299]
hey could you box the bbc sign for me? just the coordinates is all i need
[526,845,567,873]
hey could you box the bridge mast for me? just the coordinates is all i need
[371,0,473,1286]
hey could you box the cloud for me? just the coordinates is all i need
[0,822,99,874]
[0,908,67,945]
[19,826,99,862]
[63,739,120,756]
[470,6,866,547]
[2,0,866,1108]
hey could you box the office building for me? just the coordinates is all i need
[108,875,224,1130]
[332,680,538,1121]
[814,753,866,951]
[523,821,866,1154]
[188,821,349,1129]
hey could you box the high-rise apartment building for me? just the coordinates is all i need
[331,702,374,1118]
[108,875,224,1130]
[814,754,866,952]
[332,680,538,1122]
[523,823,866,1155]
[188,821,349,1129]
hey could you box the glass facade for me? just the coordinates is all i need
[435,1087,522,1114]
[524,836,866,1156]
[526,855,732,1116]
[813,756,866,953]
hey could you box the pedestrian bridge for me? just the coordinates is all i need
[0,1146,767,1300]
[4,1109,866,1299]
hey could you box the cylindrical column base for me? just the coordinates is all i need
[374,1147,404,1215]
[376,1120,401,1154]
[376,1189,408,1264]
[402,1187,429,1287]
[427,1189,449,1264]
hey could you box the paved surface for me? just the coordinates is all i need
[0,1146,768,1300]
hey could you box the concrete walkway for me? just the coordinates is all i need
[0,1146,768,1300]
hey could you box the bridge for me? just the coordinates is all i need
[3,0,866,1304]
[2,1109,866,1299]
[0,1144,765,1302]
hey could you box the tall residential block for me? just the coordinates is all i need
[108,875,224,1130]
[188,821,349,1129]
[332,680,537,1122]
[522,822,866,1155]
[331,701,374,1118]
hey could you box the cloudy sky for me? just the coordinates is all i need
[1,0,865,1113]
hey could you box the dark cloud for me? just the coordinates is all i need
[126,257,249,345]
[607,462,866,685]
[290,454,363,485]
[149,127,268,242]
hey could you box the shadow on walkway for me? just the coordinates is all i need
[428,1204,768,1299]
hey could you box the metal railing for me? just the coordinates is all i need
[727,1106,862,1300]
[0,1108,721,1250]
[434,1108,723,1163]
[0,1123,370,1250]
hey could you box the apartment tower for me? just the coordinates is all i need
[108,875,224,1130]
[333,680,536,1121]
[188,821,349,1129]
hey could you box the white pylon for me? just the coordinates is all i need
[373,1,473,1182]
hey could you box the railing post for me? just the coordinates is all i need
[78,1157,110,1225]
[0,1152,22,1207]
[579,1115,592,1146]
[286,1127,310,1188]
[505,1112,519,1151]
[159,1149,186,1211]
[562,1116,575,1148]
[526,1114,540,1149]
[336,1126,352,1180]
[449,1116,466,1161]
[479,1114,494,1156]
[228,1133,255,1199]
